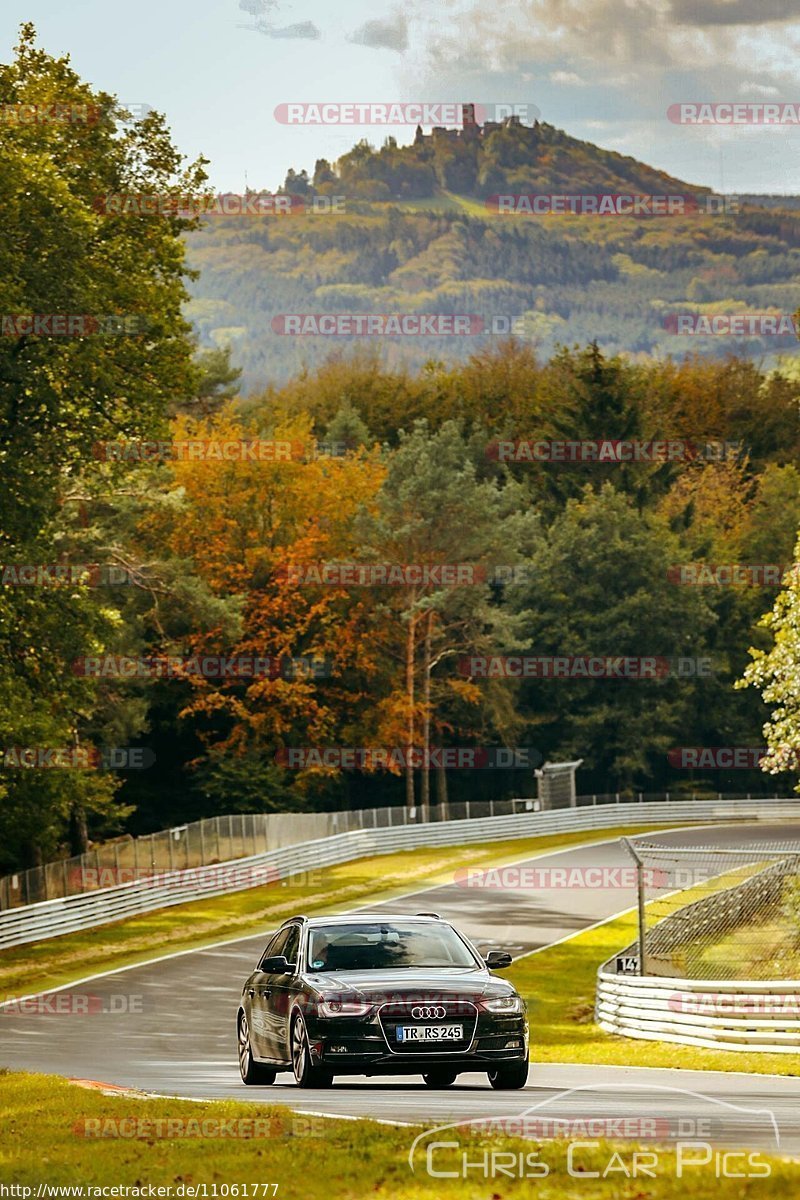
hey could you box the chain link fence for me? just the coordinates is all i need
[0,789,789,912]
[619,837,800,981]
[0,799,543,910]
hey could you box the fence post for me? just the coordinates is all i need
[200,820,206,866]
[466,801,471,821]
[62,859,69,898]
[621,837,648,978]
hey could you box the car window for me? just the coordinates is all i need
[259,927,288,968]
[306,922,478,971]
[282,925,300,968]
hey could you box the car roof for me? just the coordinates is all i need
[284,914,446,928]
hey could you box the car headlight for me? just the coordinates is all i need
[317,996,373,1018]
[482,994,524,1013]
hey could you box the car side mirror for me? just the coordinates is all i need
[485,950,513,969]
[260,954,292,974]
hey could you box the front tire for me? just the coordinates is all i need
[488,1059,529,1090]
[238,1011,277,1086]
[423,1070,458,1088]
[291,1013,333,1088]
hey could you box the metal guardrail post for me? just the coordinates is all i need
[621,837,648,977]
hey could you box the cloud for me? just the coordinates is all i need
[238,0,277,14]
[550,70,586,85]
[348,13,409,53]
[244,18,321,39]
[739,80,781,96]
[267,20,321,39]
[669,0,799,26]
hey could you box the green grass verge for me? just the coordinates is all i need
[0,824,676,1001]
[0,1071,795,1197]
[510,906,800,1077]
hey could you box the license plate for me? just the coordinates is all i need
[396,1024,463,1042]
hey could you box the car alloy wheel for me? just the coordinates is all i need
[238,1011,276,1086]
[291,1012,333,1088]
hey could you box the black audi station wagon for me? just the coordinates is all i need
[237,913,529,1089]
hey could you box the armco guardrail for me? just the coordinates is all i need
[596,973,800,1053]
[2,797,800,951]
[1,790,786,909]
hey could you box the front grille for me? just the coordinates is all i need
[378,1000,478,1054]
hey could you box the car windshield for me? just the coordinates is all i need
[306,922,477,972]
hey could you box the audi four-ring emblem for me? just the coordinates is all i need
[410,1005,446,1020]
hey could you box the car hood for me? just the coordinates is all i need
[302,967,517,1001]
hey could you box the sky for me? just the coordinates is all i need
[5,0,800,193]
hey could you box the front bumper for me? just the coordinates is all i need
[303,1010,529,1072]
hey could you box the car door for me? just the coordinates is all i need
[265,924,301,1063]
[248,929,288,1058]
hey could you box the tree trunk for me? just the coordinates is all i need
[68,802,89,857]
[436,756,449,819]
[405,613,416,811]
[421,611,433,819]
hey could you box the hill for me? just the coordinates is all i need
[184,117,800,389]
